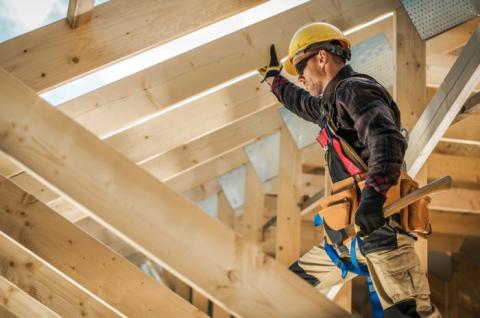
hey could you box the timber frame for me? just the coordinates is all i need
[0,0,479,316]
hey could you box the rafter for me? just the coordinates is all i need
[0,68,348,317]
[0,175,207,318]
[0,275,61,318]
[0,231,117,317]
[54,0,400,137]
[0,0,264,92]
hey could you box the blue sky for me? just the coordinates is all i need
[0,0,109,42]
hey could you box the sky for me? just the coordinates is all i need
[0,0,109,42]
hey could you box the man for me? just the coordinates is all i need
[259,22,439,317]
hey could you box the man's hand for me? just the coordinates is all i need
[354,187,386,237]
[258,44,282,84]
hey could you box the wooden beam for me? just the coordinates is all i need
[0,175,205,317]
[0,69,348,317]
[442,113,480,145]
[218,191,234,229]
[0,275,60,318]
[142,105,283,181]
[243,164,265,243]
[67,0,95,29]
[452,91,480,124]
[405,27,480,177]
[56,0,401,137]
[106,77,277,163]
[166,146,248,193]
[0,0,264,92]
[428,153,480,189]
[430,188,480,213]
[276,127,302,265]
[427,53,480,90]
[0,231,118,317]
[429,210,480,236]
[427,17,480,55]
[394,5,426,131]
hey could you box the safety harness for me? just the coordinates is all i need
[316,98,384,316]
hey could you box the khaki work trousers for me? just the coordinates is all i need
[292,225,441,317]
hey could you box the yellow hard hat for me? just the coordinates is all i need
[284,22,351,75]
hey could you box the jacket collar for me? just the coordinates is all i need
[322,64,356,103]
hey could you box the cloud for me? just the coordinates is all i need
[0,0,68,41]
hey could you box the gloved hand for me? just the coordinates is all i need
[258,44,282,82]
[354,187,386,237]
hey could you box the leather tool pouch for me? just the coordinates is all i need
[320,172,431,244]
[399,177,431,236]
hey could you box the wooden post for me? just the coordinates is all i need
[244,164,265,243]
[67,0,95,28]
[414,164,428,273]
[276,127,302,266]
[394,5,427,132]
[218,191,234,229]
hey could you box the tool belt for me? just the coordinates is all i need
[319,171,431,246]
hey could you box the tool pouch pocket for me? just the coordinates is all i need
[399,178,431,236]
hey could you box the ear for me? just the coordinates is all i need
[316,50,328,64]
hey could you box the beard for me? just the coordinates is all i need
[305,80,323,96]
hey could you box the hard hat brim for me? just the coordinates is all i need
[284,58,297,76]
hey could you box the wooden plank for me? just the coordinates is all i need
[165,147,248,193]
[56,0,401,137]
[276,127,302,265]
[243,164,265,243]
[0,275,60,318]
[67,0,95,29]
[443,113,480,145]
[106,77,277,163]
[428,153,480,189]
[429,210,480,236]
[0,69,348,317]
[141,105,282,181]
[405,27,480,177]
[427,17,480,55]
[394,5,426,131]
[218,191,234,229]
[430,188,480,213]
[0,0,264,92]
[192,291,209,315]
[427,53,480,90]
[0,151,21,178]
[0,305,16,318]
[0,175,205,317]
[0,231,118,317]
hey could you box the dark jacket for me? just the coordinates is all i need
[271,65,407,194]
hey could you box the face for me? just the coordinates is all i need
[296,51,328,96]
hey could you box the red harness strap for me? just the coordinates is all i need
[317,126,363,176]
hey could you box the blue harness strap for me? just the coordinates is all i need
[318,216,384,317]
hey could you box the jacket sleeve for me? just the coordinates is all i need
[336,79,407,195]
[271,75,325,124]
